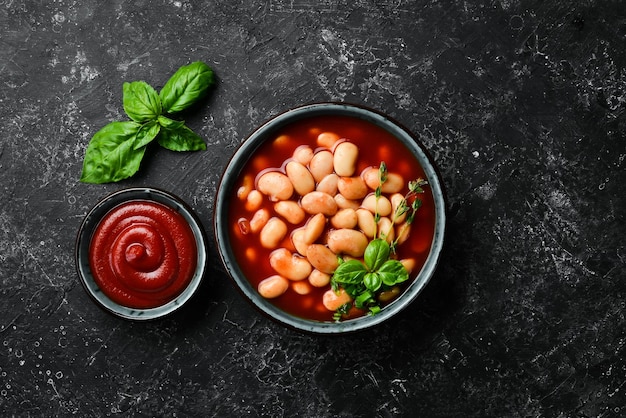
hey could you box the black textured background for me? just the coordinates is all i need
[1,1,625,417]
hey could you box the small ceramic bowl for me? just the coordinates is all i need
[75,187,207,320]
[214,103,446,334]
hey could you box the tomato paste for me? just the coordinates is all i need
[89,200,197,309]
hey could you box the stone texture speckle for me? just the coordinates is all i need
[1,1,625,416]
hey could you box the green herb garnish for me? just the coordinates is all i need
[330,162,428,321]
[331,239,409,318]
[80,61,215,183]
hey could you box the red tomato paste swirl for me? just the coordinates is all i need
[89,200,197,309]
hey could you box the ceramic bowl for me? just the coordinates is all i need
[214,103,446,333]
[75,187,207,320]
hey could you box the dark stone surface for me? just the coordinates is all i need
[1,1,625,416]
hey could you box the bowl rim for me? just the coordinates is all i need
[75,187,208,321]
[214,102,447,334]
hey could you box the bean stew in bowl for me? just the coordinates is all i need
[214,103,446,333]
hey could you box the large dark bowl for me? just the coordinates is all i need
[214,103,446,333]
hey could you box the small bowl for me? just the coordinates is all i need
[75,187,207,320]
[214,103,446,334]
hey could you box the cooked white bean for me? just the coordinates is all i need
[400,258,416,274]
[334,193,360,210]
[377,217,395,244]
[330,208,358,229]
[316,173,339,196]
[378,286,401,303]
[395,222,411,245]
[356,208,377,238]
[274,200,305,224]
[257,171,294,201]
[237,174,254,200]
[317,131,340,148]
[286,160,315,196]
[390,193,407,223]
[361,194,392,216]
[291,280,312,295]
[245,189,263,212]
[260,217,288,249]
[308,269,331,287]
[292,145,314,165]
[337,176,368,200]
[300,191,338,216]
[270,248,312,281]
[303,213,326,244]
[362,167,404,193]
[258,275,289,299]
[327,229,369,257]
[291,227,309,256]
[309,150,334,182]
[250,208,270,233]
[322,288,352,311]
[306,244,339,274]
[333,141,358,177]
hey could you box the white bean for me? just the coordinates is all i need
[337,176,368,200]
[306,244,339,274]
[291,280,312,295]
[245,189,263,212]
[237,174,254,200]
[362,167,404,193]
[317,131,340,148]
[286,160,315,196]
[390,193,407,223]
[308,269,331,287]
[309,150,334,182]
[327,229,369,257]
[395,222,411,246]
[400,258,416,274]
[330,208,358,229]
[260,217,288,249]
[303,213,326,244]
[334,193,360,210]
[377,217,395,244]
[292,145,314,165]
[316,173,339,196]
[270,248,312,281]
[322,288,352,311]
[258,275,289,299]
[250,208,270,233]
[257,171,293,201]
[356,208,377,238]
[291,227,309,256]
[361,194,392,217]
[274,200,305,224]
[300,191,338,216]
[333,141,359,177]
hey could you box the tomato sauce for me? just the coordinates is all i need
[89,200,197,309]
[229,115,436,321]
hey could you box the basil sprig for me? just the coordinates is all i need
[331,239,409,319]
[80,61,215,184]
[330,162,429,321]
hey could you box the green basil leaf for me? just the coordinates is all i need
[354,290,376,309]
[378,260,409,286]
[157,115,185,129]
[133,120,161,150]
[80,121,146,184]
[332,260,367,285]
[364,239,390,271]
[157,124,206,151]
[363,272,382,292]
[123,81,162,122]
[159,61,215,114]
